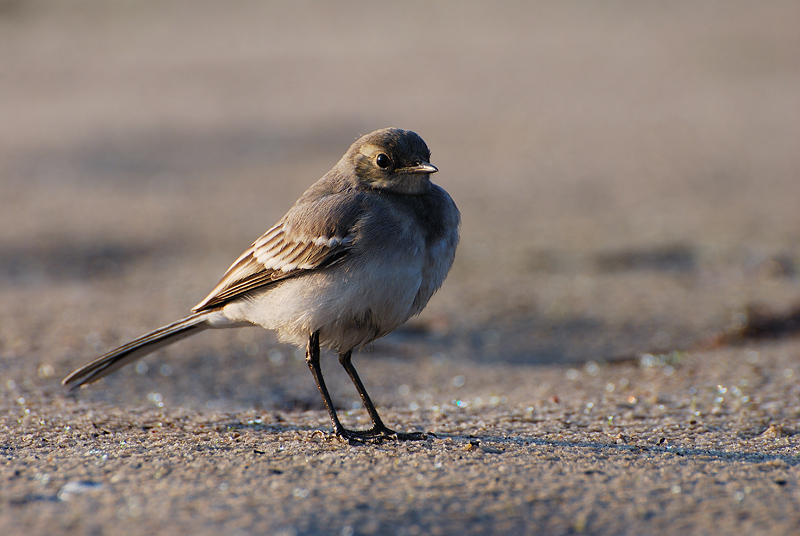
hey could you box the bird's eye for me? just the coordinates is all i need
[375,153,391,169]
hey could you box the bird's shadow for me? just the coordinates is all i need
[438,433,800,467]
[224,419,800,467]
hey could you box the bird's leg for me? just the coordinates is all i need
[338,350,387,430]
[338,350,427,441]
[305,331,348,438]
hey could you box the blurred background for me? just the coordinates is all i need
[1,0,799,410]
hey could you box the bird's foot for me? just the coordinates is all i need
[335,425,430,444]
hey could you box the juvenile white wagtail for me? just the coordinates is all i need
[63,128,460,442]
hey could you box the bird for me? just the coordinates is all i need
[63,127,460,443]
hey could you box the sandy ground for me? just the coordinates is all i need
[2,1,800,534]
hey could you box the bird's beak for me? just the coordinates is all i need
[401,162,438,175]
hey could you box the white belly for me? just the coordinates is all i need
[222,251,424,352]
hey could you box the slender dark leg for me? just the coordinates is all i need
[338,350,427,441]
[305,331,426,443]
[338,350,387,429]
[305,331,348,437]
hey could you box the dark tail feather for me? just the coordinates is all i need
[62,311,215,391]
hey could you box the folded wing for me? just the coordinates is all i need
[193,222,353,312]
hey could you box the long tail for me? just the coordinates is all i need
[63,311,221,391]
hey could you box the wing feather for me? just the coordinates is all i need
[192,222,353,312]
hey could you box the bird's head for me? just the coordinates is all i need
[347,128,437,195]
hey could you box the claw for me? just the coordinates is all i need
[335,426,428,444]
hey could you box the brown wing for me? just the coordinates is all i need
[192,222,353,312]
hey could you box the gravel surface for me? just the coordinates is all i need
[2,1,800,535]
